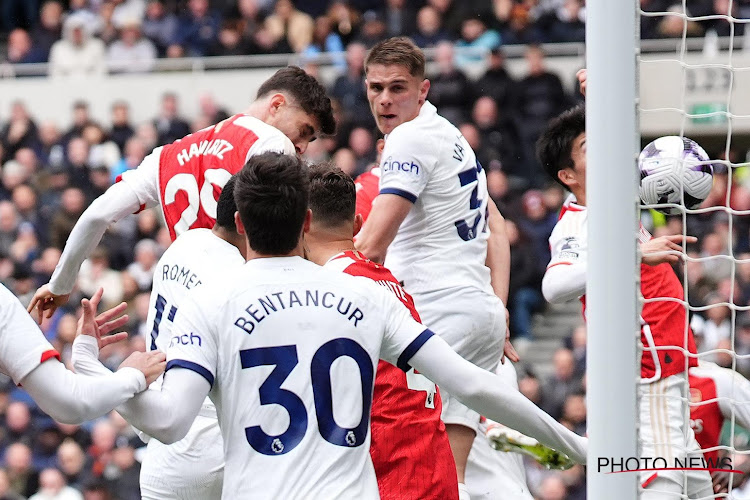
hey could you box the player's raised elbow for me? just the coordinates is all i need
[146,417,191,445]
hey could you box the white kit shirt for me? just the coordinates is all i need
[378,100,492,296]
[166,256,431,499]
[0,284,60,384]
[146,228,245,417]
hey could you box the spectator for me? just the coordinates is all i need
[537,473,567,500]
[657,4,704,38]
[0,468,24,500]
[208,20,250,56]
[691,293,731,362]
[517,189,557,273]
[326,0,361,46]
[197,93,229,125]
[303,16,346,69]
[506,220,544,342]
[106,18,157,73]
[542,348,581,420]
[265,0,314,53]
[565,324,587,377]
[102,440,139,500]
[110,137,147,183]
[412,5,450,48]
[125,239,158,291]
[1,102,40,165]
[28,468,81,500]
[81,124,120,173]
[0,202,20,258]
[77,246,124,309]
[48,13,106,79]
[5,443,38,498]
[428,42,473,125]
[560,392,586,436]
[141,0,178,56]
[330,43,372,131]
[455,16,501,65]
[1,0,38,32]
[153,93,190,146]
[475,48,517,112]
[110,0,147,29]
[63,138,93,193]
[380,0,417,38]
[499,2,544,45]
[347,127,375,176]
[331,148,357,177]
[60,102,93,152]
[234,0,263,44]
[516,44,567,187]
[81,482,110,500]
[171,0,221,57]
[354,10,387,47]
[471,95,522,180]
[700,231,733,281]
[108,102,134,154]
[548,0,586,42]
[31,1,64,62]
[5,30,46,65]
[48,187,86,251]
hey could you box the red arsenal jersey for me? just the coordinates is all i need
[354,167,380,222]
[325,250,458,500]
[688,370,722,462]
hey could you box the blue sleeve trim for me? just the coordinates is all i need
[379,188,417,204]
[397,328,434,372]
[166,359,214,388]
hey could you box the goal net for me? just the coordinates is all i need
[591,0,750,498]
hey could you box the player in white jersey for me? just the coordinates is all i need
[28,66,335,322]
[73,153,586,499]
[71,178,245,499]
[0,284,164,424]
[354,37,514,496]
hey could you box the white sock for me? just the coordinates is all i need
[458,482,470,500]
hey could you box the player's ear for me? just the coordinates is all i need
[269,93,285,116]
[419,79,430,105]
[234,211,245,235]
[353,213,364,237]
[557,168,573,187]
[302,209,312,235]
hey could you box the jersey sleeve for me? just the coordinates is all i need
[712,364,750,431]
[165,287,219,388]
[243,128,296,161]
[0,285,60,385]
[119,146,163,208]
[547,218,587,269]
[378,127,435,203]
[376,285,433,371]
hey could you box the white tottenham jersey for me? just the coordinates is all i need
[378,100,492,296]
[166,256,432,499]
[690,361,750,429]
[0,284,59,384]
[145,228,244,416]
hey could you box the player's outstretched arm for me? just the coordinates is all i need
[407,334,587,463]
[28,182,144,321]
[640,235,696,266]
[355,194,412,264]
[542,262,586,303]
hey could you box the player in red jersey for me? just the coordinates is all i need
[306,163,459,500]
[537,104,712,499]
[688,361,750,494]
[28,66,335,321]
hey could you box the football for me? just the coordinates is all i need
[638,136,715,214]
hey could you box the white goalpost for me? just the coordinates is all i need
[586,0,640,498]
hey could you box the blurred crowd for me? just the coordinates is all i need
[0,1,748,499]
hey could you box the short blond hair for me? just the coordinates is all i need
[365,37,425,79]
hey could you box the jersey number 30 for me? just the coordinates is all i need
[240,339,374,456]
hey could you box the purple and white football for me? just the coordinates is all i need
[638,136,714,214]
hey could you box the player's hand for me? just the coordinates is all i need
[27,284,70,324]
[500,307,520,363]
[77,288,129,350]
[711,469,731,494]
[119,351,166,386]
[641,235,697,266]
[576,69,587,96]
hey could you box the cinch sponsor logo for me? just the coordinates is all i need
[597,456,740,474]
[169,333,202,347]
[382,156,419,175]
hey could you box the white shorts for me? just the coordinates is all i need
[638,374,713,498]
[413,286,505,431]
[140,415,224,500]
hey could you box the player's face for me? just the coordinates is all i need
[562,132,587,192]
[269,100,320,155]
[366,64,430,135]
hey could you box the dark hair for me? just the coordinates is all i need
[365,37,425,79]
[536,104,585,189]
[233,152,309,255]
[308,162,356,228]
[215,175,238,231]
[256,66,336,136]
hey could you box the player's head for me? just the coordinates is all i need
[307,162,362,238]
[255,66,335,154]
[536,104,586,193]
[365,37,429,135]
[233,152,310,256]
[215,175,238,233]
